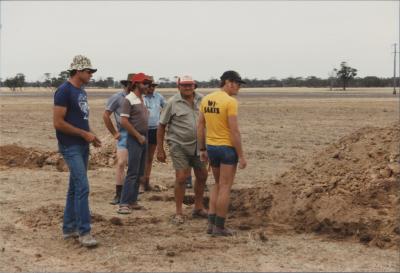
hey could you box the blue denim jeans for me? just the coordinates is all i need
[120,135,147,205]
[58,144,91,236]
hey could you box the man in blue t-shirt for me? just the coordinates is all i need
[103,73,133,205]
[142,76,166,192]
[53,55,101,247]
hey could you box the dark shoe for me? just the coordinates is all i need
[143,182,153,192]
[192,209,208,219]
[206,223,214,234]
[212,226,236,237]
[110,195,120,205]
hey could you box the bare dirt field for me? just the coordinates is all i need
[0,87,399,272]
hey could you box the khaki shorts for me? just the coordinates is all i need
[169,143,206,170]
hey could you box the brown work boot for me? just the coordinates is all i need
[206,223,214,234]
[143,181,153,192]
[212,226,236,237]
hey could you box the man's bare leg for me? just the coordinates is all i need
[213,163,237,235]
[206,166,220,233]
[209,167,220,215]
[193,167,208,211]
[142,144,157,191]
[174,168,191,216]
[215,164,236,217]
[111,149,128,204]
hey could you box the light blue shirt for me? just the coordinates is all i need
[144,91,166,129]
[105,90,126,130]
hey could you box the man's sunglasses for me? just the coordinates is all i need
[82,69,94,74]
[179,84,194,88]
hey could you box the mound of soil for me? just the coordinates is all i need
[19,204,113,230]
[237,124,399,248]
[0,134,170,171]
[19,204,64,228]
[0,135,117,171]
[0,145,57,169]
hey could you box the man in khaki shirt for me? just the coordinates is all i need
[157,75,208,224]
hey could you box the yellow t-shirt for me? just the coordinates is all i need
[200,90,238,146]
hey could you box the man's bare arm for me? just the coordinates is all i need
[103,110,120,139]
[53,105,99,144]
[156,123,167,162]
[197,112,208,162]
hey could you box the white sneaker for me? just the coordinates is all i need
[78,233,98,247]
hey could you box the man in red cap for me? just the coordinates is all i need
[117,73,152,214]
[157,75,208,224]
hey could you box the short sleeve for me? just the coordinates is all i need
[120,98,131,117]
[54,86,69,107]
[159,93,167,108]
[199,97,205,114]
[227,98,238,117]
[105,94,120,112]
[159,100,173,125]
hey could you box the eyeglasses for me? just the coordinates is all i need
[179,84,194,88]
[142,82,152,87]
[82,69,94,74]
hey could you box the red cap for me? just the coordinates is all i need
[130,73,151,83]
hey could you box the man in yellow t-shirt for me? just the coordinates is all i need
[198,70,247,236]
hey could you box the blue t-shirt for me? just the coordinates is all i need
[144,92,166,129]
[54,81,90,146]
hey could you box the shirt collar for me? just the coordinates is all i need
[145,92,155,98]
[177,91,201,103]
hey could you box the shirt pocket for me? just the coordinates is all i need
[175,108,191,118]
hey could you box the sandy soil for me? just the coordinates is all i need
[0,87,399,272]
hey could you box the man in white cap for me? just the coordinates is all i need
[53,55,101,247]
[157,75,208,224]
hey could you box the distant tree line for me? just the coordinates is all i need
[0,62,395,91]
[1,71,121,91]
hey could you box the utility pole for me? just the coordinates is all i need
[393,1,400,95]
[394,43,397,95]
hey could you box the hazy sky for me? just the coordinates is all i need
[0,1,398,82]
